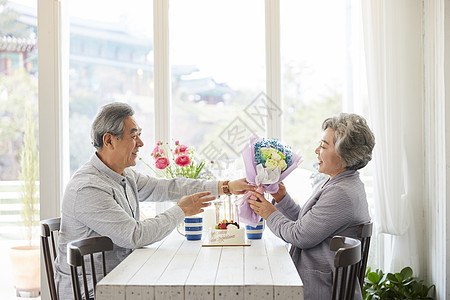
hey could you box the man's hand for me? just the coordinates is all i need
[228,178,255,195]
[177,191,215,216]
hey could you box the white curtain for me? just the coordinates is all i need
[361,0,423,274]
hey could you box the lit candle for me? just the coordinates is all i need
[228,196,232,222]
[223,197,226,221]
[215,201,219,224]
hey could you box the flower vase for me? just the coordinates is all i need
[245,218,264,239]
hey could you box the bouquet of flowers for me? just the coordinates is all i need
[236,135,303,226]
[141,140,213,179]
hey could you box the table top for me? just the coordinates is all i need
[96,228,304,300]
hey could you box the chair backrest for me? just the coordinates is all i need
[40,217,61,300]
[67,236,114,300]
[357,222,373,289]
[330,236,362,300]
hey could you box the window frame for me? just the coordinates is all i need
[38,0,69,221]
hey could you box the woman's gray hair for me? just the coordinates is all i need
[91,102,135,150]
[322,113,375,170]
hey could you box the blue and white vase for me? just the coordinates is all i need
[184,216,203,240]
[246,218,264,240]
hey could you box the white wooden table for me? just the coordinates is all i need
[96,229,303,300]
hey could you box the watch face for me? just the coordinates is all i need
[222,182,230,195]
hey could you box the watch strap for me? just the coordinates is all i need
[222,181,231,196]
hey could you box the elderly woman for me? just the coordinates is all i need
[248,113,375,300]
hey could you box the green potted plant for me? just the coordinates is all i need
[363,266,435,300]
[8,107,40,297]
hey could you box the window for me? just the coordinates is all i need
[0,0,39,298]
[69,0,154,176]
[280,0,375,264]
[169,0,265,179]
[66,0,373,221]
[278,0,374,207]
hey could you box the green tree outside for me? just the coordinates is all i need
[0,69,38,180]
[19,107,39,244]
[0,0,30,38]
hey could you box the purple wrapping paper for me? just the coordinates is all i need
[237,135,303,227]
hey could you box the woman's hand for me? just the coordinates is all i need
[270,182,287,203]
[247,192,277,220]
[228,178,255,195]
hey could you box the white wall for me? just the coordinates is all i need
[423,0,450,298]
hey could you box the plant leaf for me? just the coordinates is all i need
[411,281,423,295]
[362,267,435,300]
[379,272,388,284]
[387,273,398,283]
[368,272,380,284]
[400,266,413,279]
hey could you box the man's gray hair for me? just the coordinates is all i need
[91,102,135,150]
[322,113,375,170]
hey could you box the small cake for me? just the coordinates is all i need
[208,220,245,245]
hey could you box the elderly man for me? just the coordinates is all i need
[54,102,253,299]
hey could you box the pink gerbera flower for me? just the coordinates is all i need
[174,145,188,155]
[175,155,191,167]
[155,157,170,169]
[152,146,165,158]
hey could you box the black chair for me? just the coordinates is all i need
[67,236,114,300]
[330,236,361,300]
[357,222,373,289]
[40,217,61,300]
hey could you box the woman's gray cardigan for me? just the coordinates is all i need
[266,170,370,300]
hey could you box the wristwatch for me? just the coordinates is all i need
[222,181,232,196]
